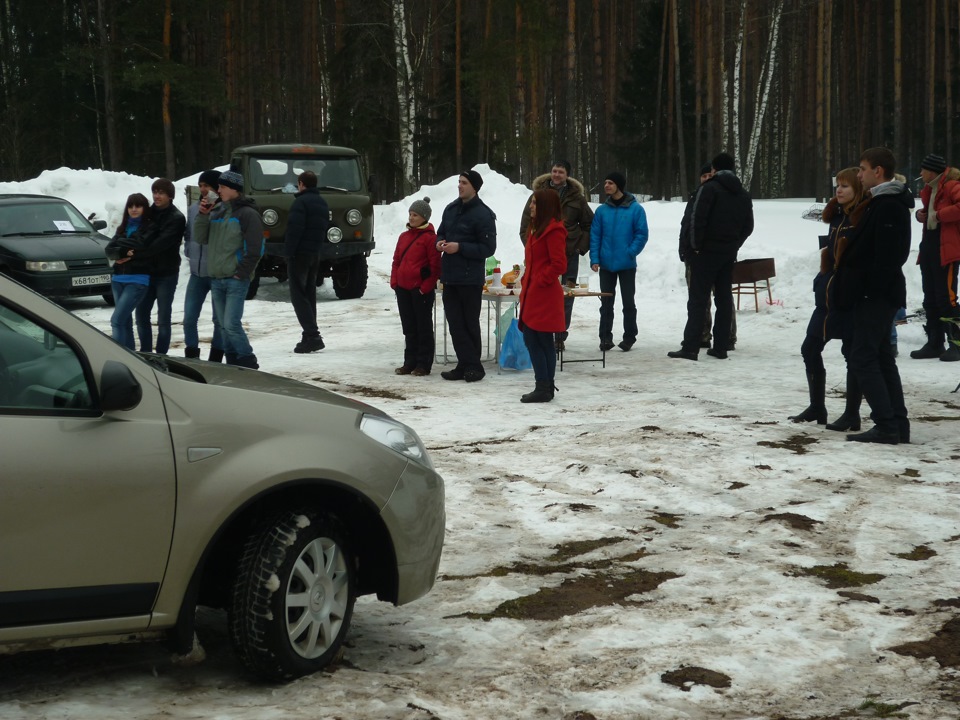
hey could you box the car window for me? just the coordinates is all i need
[247,156,362,192]
[0,303,96,413]
[0,201,93,236]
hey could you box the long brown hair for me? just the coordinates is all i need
[529,188,562,237]
[116,193,151,236]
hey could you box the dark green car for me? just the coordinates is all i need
[229,144,375,299]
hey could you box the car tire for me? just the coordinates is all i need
[332,254,368,300]
[229,509,356,681]
[102,291,115,307]
[245,273,260,300]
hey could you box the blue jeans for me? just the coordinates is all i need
[111,280,149,350]
[182,274,223,351]
[210,277,254,361]
[136,272,179,354]
[890,306,906,344]
[522,326,556,383]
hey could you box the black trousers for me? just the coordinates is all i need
[598,268,638,343]
[396,287,436,370]
[442,283,483,372]
[683,251,735,352]
[918,234,960,322]
[849,297,907,434]
[288,255,321,339]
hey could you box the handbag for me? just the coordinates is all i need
[499,318,532,371]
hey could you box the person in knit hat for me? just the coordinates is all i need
[391,197,441,376]
[182,169,225,361]
[435,170,497,382]
[286,170,331,354]
[589,170,649,351]
[912,152,960,361]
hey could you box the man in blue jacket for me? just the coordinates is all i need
[589,171,649,351]
[669,152,753,361]
[435,169,497,381]
[286,170,330,353]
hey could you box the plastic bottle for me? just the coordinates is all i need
[492,266,502,287]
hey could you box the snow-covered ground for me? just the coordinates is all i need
[1,166,958,720]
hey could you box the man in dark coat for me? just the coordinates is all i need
[435,169,497,382]
[286,170,330,353]
[518,160,594,350]
[669,152,753,361]
[834,147,912,444]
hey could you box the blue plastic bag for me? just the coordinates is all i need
[499,318,532,371]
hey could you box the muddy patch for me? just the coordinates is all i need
[322,382,406,401]
[459,568,680,621]
[894,545,937,561]
[728,481,748,490]
[651,512,682,528]
[757,434,819,454]
[763,512,821,531]
[792,563,885,588]
[890,617,960,667]
[838,591,880,603]
[661,665,731,691]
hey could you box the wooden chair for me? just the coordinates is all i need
[731,258,775,312]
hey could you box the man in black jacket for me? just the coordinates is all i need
[134,178,186,354]
[286,170,330,353]
[435,169,497,382]
[836,147,912,444]
[669,152,753,361]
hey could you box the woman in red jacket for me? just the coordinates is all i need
[391,198,442,375]
[519,189,568,402]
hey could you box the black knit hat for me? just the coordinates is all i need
[198,169,221,188]
[460,169,484,192]
[711,152,736,172]
[218,170,244,192]
[605,171,626,192]
[699,163,712,176]
[921,153,947,174]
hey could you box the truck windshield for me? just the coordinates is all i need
[247,156,363,193]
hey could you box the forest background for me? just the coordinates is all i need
[0,0,956,203]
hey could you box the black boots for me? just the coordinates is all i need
[826,371,862,431]
[208,348,224,363]
[789,371,827,424]
[910,322,945,359]
[184,347,201,359]
[521,381,555,403]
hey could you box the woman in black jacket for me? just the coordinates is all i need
[790,167,863,430]
[105,194,153,350]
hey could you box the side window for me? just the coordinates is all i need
[0,304,95,413]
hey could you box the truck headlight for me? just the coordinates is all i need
[262,209,278,226]
[26,261,67,272]
[327,227,343,243]
[360,415,433,469]
[345,209,362,226]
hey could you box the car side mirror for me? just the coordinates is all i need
[91,220,107,231]
[100,360,143,411]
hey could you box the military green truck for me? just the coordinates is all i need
[228,144,375,299]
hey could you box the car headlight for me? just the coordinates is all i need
[26,261,68,272]
[345,209,362,226]
[327,226,343,243]
[262,209,279,226]
[360,414,433,469]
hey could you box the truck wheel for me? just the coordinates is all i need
[229,509,356,681]
[332,255,368,299]
[245,273,260,300]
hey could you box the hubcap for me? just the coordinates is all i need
[284,537,349,659]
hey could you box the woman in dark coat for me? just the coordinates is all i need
[790,167,863,430]
[105,193,153,350]
[518,188,568,403]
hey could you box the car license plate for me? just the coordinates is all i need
[72,274,112,287]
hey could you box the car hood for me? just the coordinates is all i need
[0,233,110,260]
[143,354,381,415]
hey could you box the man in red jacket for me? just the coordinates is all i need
[911,153,960,362]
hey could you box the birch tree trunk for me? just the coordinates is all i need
[671,0,687,194]
[740,0,784,190]
[392,0,416,193]
[731,0,746,173]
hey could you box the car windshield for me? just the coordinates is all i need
[0,201,94,237]
[245,156,363,193]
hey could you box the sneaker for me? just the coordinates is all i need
[294,337,325,353]
[441,368,465,381]
[395,364,415,375]
[464,369,486,382]
[618,339,635,351]
[667,349,698,361]
[410,367,431,376]
[706,348,728,359]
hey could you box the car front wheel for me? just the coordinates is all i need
[229,509,356,680]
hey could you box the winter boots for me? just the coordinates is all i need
[184,347,201,359]
[789,370,827,424]
[910,322,945,359]
[208,348,224,363]
[825,371,862,432]
[521,381,555,403]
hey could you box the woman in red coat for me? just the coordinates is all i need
[519,188,569,402]
[391,198,442,375]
